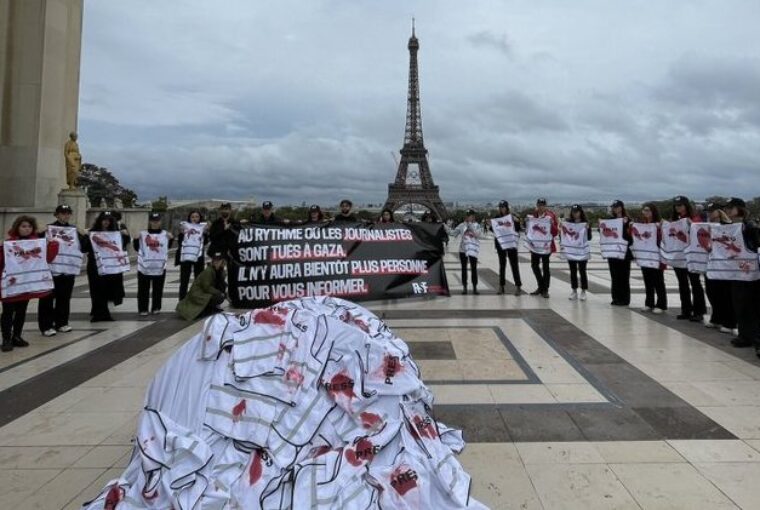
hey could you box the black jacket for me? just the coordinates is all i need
[331,213,357,223]
[207,217,238,257]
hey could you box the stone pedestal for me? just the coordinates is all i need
[58,187,88,228]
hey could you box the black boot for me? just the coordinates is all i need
[461,285,468,295]
[498,285,505,295]
[472,286,480,295]
[1,336,12,352]
[12,335,29,347]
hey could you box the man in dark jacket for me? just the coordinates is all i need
[207,203,238,258]
[256,201,280,224]
[332,199,357,223]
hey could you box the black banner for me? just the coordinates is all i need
[228,222,449,308]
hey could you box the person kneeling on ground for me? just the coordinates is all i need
[176,253,227,321]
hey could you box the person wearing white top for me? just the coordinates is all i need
[446,210,483,295]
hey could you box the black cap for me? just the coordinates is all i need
[211,252,225,260]
[262,201,273,209]
[571,204,582,212]
[536,198,547,205]
[726,197,746,208]
[149,212,161,221]
[309,204,321,212]
[673,195,689,206]
[55,204,73,214]
[102,210,114,217]
[219,202,232,209]
[498,200,509,208]
[466,209,477,216]
[706,202,723,212]
[611,200,624,209]
[340,199,352,207]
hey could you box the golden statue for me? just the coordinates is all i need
[64,131,82,189]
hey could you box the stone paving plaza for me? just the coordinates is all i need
[2,239,760,509]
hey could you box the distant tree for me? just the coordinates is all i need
[79,163,138,208]
[151,196,168,212]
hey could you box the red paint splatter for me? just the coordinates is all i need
[324,373,356,400]
[276,342,288,360]
[232,399,246,422]
[205,334,213,342]
[104,485,124,510]
[360,411,382,429]
[91,234,121,253]
[341,311,370,333]
[413,415,438,439]
[714,235,742,255]
[697,228,711,251]
[631,226,651,241]
[285,366,304,386]
[310,445,332,458]
[345,438,377,466]
[531,224,548,235]
[11,245,42,261]
[145,235,162,252]
[248,450,263,485]
[561,225,579,240]
[600,224,619,238]
[383,354,402,384]
[668,228,688,243]
[390,466,418,496]
[253,307,288,327]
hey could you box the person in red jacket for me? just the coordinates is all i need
[0,215,59,352]
[529,198,559,298]
[670,195,707,321]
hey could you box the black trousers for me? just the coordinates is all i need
[608,257,631,305]
[1,300,29,339]
[137,272,166,313]
[459,253,478,288]
[179,259,205,300]
[38,275,76,332]
[531,253,551,291]
[568,261,588,290]
[674,267,707,316]
[496,247,521,287]
[731,280,760,344]
[641,267,667,310]
[705,277,736,328]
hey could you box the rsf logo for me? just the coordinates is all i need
[411,282,428,294]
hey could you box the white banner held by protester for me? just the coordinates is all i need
[490,214,518,250]
[707,223,760,281]
[46,225,82,276]
[138,231,169,276]
[89,231,130,276]
[560,222,590,261]
[630,223,660,268]
[525,216,553,255]
[685,222,712,274]
[599,218,628,259]
[1,239,54,298]
[180,221,206,262]
[660,218,689,269]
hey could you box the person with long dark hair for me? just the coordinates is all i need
[176,210,208,300]
[607,200,633,306]
[703,202,736,334]
[379,208,395,223]
[0,216,59,351]
[84,211,129,322]
[446,210,483,295]
[669,196,707,321]
[492,201,523,296]
[562,204,592,301]
[304,205,324,224]
[134,213,174,316]
[633,203,667,313]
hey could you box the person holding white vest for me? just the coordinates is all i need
[83,211,130,322]
[701,202,736,333]
[668,196,707,322]
[632,203,667,313]
[720,198,760,351]
[605,200,633,306]
[0,216,59,352]
[37,204,86,337]
[526,198,558,298]
[491,200,523,296]
[134,213,174,316]
[446,210,483,295]
[562,204,592,301]
[175,210,208,300]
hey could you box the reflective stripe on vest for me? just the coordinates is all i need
[180,222,206,262]
[138,231,169,276]
[90,231,130,276]
[490,215,517,250]
[707,223,760,281]
[560,222,590,261]
[599,218,628,259]
[1,239,54,298]
[46,225,83,276]
[525,216,553,255]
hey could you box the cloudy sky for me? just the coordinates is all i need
[79,0,760,206]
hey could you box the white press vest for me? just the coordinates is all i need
[560,222,590,261]
[660,218,689,269]
[46,225,83,276]
[599,218,628,259]
[685,222,713,274]
[490,215,518,250]
[180,221,206,263]
[89,231,130,276]
[631,223,660,269]
[138,231,169,276]
[1,238,54,298]
[525,216,553,255]
[707,223,760,281]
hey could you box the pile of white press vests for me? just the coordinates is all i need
[83,297,488,510]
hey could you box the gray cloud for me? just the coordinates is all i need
[467,30,513,56]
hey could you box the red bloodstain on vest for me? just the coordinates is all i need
[697,228,711,250]
[326,373,356,400]
[390,466,418,496]
[249,450,263,485]
[253,307,288,326]
[345,437,376,466]
[360,411,382,429]
[232,399,246,422]
[382,354,402,383]
[413,415,438,439]
[104,485,124,509]
[285,366,304,386]
[145,235,162,252]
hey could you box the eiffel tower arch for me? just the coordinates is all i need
[383,22,448,221]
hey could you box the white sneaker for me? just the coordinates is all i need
[568,290,578,301]
[139,311,149,317]
[732,328,739,336]
[652,308,664,315]
[580,290,587,301]
[719,326,732,334]
[641,307,653,313]
[705,322,718,329]
[57,325,72,333]
[42,328,57,337]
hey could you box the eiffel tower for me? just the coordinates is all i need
[383,21,448,220]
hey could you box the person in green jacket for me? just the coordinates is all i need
[176,253,227,320]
